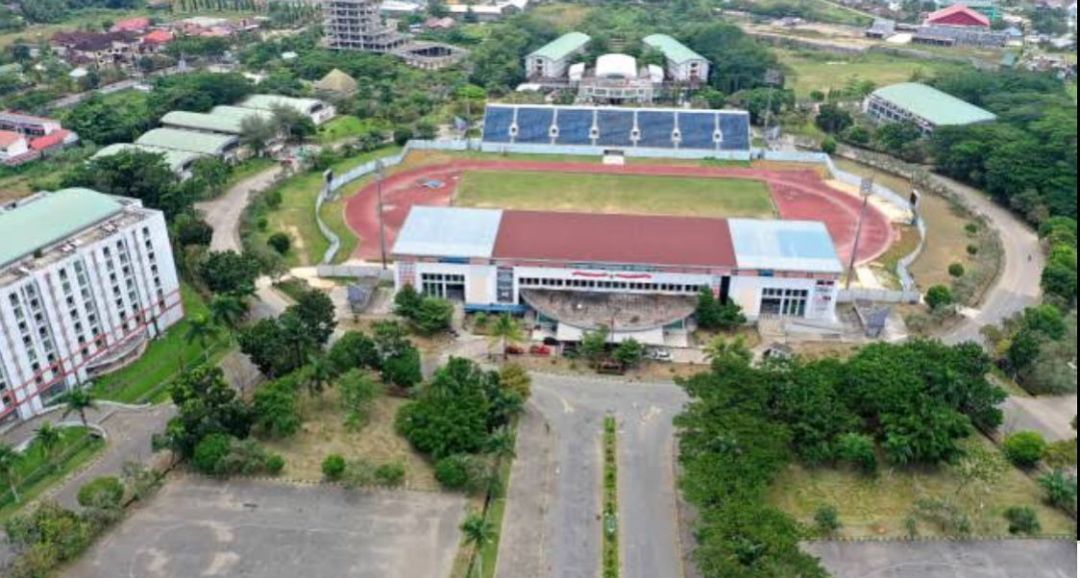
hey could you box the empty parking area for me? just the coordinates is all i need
[64,477,466,578]
[805,539,1077,578]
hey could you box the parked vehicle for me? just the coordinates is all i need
[542,336,561,346]
[648,348,673,362]
[529,344,552,356]
[504,344,525,355]
[597,360,625,375]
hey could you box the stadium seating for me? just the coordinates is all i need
[515,107,554,144]
[481,105,750,152]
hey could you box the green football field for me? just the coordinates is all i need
[454,170,776,218]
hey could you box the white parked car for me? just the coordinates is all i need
[648,348,673,362]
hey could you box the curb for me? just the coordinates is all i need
[804,533,1077,543]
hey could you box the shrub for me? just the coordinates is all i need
[472,311,489,330]
[1003,431,1047,468]
[265,188,283,209]
[375,462,406,487]
[948,263,965,277]
[925,285,953,310]
[342,458,378,488]
[834,432,877,475]
[76,476,124,509]
[322,454,347,481]
[215,438,274,476]
[821,136,837,154]
[267,232,291,255]
[434,454,488,492]
[966,244,978,256]
[256,216,268,231]
[1038,469,1077,514]
[192,433,233,475]
[1003,506,1040,535]
[814,505,841,536]
[964,222,978,235]
[265,454,285,475]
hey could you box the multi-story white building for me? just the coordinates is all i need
[525,32,591,80]
[392,207,842,347]
[0,188,182,426]
[642,34,710,84]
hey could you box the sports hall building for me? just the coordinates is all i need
[392,207,842,346]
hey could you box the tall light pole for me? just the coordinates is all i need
[762,69,782,150]
[845,176,873,290]
[375,159,388,270]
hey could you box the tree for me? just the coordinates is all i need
[302,355,334,397]
[62,150,183,216]
[925,285,954,310]
[267,232,291,255]
[171,212,214,248]
[157,366,253,459]
[272,104,316,144]
[339,369,381,428]
[34,423,62,469]
[240,115,278,157]
[209,294,247,330]
[834,432,876,475]
[381,345,423,389]
[63,389,98,429]
[326,331,380,375]
[197,251,261,296]
[396,358,494,458]
[613,338,645,369]
[813,505,841,536]
[291,289,337,346]
[696,288,746,330]
[0,443,22,503]
[1038,469,1077,514]
[184,314,221,349]
[815,103,853,134]
[487,314,523,360]
[498,364,531,401]
[322,454,347,480]
[1003,431,1047,468]
[580,326,610,367]
[252,375,302,439]
[414,297,454,335]
[394,284,424,319]
[703,335,752,365]
[461,511,496,578]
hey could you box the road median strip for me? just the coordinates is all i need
[603,414,619,578]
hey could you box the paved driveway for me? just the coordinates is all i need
[63,477,466,578]
[805,539,1077,578]
[496,374,687,578]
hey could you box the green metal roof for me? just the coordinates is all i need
[0,188,124,268]
[161,110,249,135]
[529,32,591,61]
[210,105,275,124]
[93,143,204,173]
[642,34,704,64]
[136,128,238,156]
[872,83,996,126]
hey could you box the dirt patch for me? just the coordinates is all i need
[263,387,437,491]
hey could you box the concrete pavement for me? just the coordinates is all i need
[496,374,687,578]
[805,539,1076,578]
[195,165,284,254]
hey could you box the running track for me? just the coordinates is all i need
[343,160,894,267]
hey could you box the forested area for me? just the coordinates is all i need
[678,339,1007,576]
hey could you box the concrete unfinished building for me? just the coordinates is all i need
[323,0,406,53]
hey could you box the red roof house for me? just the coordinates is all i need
[29,129,71,152]
[141,29,174,46]
[925,4,991,27]
[110,17,151,33]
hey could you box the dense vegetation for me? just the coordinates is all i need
[677,339,1005,575]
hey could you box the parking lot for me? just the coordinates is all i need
[64,477,466,578]
[805,539,1077,578]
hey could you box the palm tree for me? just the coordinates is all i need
[0,443,22,504]
[209,294,247,330]
[34,423,63,470]
[485,428,516,462]
[487,314,523,361]
[304,355,333,398]
[460,511,496,578]
[63,388,98,429]
[703,335,752,365]
[184,314,221,350]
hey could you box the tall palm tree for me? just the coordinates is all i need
[0,443,22,504]
[63,388,98,429]
[209,294,247,331]
[34,423,62,470]
[460,511,496,578]
[487,314,523,361]
[184,314,221,350]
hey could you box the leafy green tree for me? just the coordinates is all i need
[925,285,954,310]
[326,331,380,375]
[613,338,645,369]
[815,103,853,133]
[62,389,98,429]
[0,443,22,503]
[414,297,453,335]
[157,366,253,459]
[703,335,752,365]
[498,364,531,401]
[338,369,381,428]
[197,251,261,296]
[267,232,291,255]
[209,294,247,330]
[240,114,278,157]
[62,150,182,216]
[834,432,877,475]
[580,326,610,367]
[302,355,334,397]
[381,345,423,389]
[271,104,316,144]
[393,284,424,319]
[291,289,337,346]
[184,314,221,350]
[396,358,494,458]
[461,511,496,577]
[252,375,302,439]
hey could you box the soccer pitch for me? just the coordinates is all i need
[454,170,776,218]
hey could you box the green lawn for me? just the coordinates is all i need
[0,426,106,521]
[767,436,1075,538]
[734,0,872,26]
[316,116,392,145]
[254,146,403,266]
[776,48,967,98]
[90,283,231,404]
[455,170,776,218]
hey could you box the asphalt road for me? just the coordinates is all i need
[805,539,1077,578]
[496,374,687,578]
[63,477,466,578]
[195,165,284,255]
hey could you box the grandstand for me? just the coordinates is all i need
[480,104,751,158]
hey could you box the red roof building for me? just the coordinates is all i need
[493,210,736,268]
[141,29,174,46]
[110,17,151,33]
[925,4,991,27]
[29,129,70,151]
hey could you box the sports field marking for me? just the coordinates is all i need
[454,170,776,219]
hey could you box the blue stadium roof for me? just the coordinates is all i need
[728,219,843,274]
[392,206,503,258]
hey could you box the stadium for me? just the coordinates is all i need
[341,104,897,343]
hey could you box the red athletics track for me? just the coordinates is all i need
[342,160,894,267]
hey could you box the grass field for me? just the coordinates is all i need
[531,1,593,27]
[776,48,966,98]
[0,427,106,521]
[315,116,392,145]
[90,283,231,404]
[768,436,1075,538]
[263,388,438,491]
[454,170,776,218]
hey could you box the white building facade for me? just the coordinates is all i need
[525,32,591,79]
[0,189,182,426]
[392,207,841,346]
